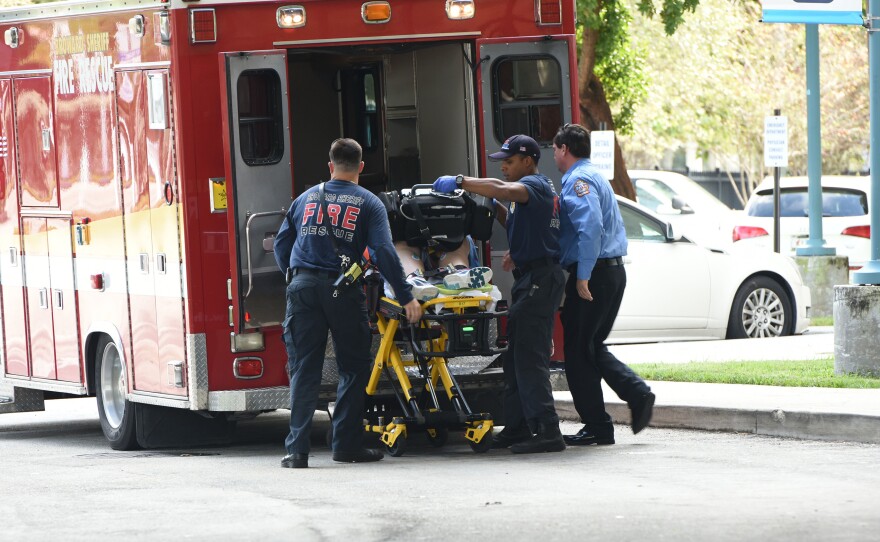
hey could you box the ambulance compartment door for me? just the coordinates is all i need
[221,51,292,331]
[476,37,576,301]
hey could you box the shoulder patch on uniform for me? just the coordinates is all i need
[574,179,590,197]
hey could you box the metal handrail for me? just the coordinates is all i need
[244,210,286,298]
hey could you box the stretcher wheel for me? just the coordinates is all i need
[425,427,448,448]
[469,434,493,454]
[386,435,408,457]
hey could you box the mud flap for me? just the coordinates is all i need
[0,384,45,414]
[135,403,235,448]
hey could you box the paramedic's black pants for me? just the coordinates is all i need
[560,265,650,438]
[283,271,372,455]
[502,263,565,431]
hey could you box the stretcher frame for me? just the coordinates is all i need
[364,294,508,456]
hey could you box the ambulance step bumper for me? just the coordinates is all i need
[0,382,46,414]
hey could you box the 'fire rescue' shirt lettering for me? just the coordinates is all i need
[273,179,415,305]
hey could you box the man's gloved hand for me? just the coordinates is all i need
[433,175,458,193]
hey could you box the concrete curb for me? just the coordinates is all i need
[550,375,880,445]
[555,399,880,445]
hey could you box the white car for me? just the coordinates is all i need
[608,196,811,343]
[732,175,871,269]
[628,169,735,246]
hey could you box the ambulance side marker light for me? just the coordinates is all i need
[362,2,391,23]
[4,27,20,48]
[233,357,264,379]
[231,331,265,353]
[90,273,105,292]
[129,15,145,37]
[157,11,172,45]
[277,6,306,28]
[446,0,475,20]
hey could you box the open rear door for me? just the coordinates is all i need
[220,51,292,331]
[476,36,577,295]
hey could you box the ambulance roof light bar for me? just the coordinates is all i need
[277,6,306,28]
[446,0,475,20]
[362,2,391,23]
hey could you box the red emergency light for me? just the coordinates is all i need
[233,357,264,379]
[537,0,562,25]
[190,8,217,44]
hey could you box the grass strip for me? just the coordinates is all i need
[628,358,880,389]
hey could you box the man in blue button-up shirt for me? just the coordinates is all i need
[553,123,655,446]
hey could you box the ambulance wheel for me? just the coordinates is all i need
[469,434,493,454]
[425,427,448,447]
[95,336,139,450]
[386,435,408,457]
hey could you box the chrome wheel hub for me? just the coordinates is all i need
[742,287,785,338]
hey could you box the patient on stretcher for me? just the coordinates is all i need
[383,239,500,306]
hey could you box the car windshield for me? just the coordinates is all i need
[747,188,868,217]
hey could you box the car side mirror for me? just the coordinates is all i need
[671,195,694,214]
[665,222,681,242]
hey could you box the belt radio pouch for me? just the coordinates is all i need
[285,267,293,285]
[319,183,366,297]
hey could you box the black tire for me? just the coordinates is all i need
[95,336,139,450]
[425,427,449,448]
[469,433,493,454]
[726,276,793,339]
[386,434,408,457]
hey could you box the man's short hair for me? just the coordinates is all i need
[329,138,363,172]
[553,123,591,159]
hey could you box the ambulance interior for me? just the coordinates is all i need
[285,42,477,195]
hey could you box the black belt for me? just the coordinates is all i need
[292,267,339,279]
[514,256,559,279]
[566,256,624,274]
[594,256,624,269]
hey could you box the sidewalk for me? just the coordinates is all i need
[551,327,880,444]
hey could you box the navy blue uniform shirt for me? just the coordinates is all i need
[274,179,414,305]
[506,173,561,266]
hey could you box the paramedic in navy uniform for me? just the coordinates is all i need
[552,123,655,446]
[274,138,422,469]
[433,134,566,454]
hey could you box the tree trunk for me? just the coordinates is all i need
[578,15,635,200]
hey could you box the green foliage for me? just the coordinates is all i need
[577,0,649,134]
[622,0,869,180]
[629,358,880,388]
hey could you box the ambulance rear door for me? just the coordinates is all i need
[476,36,577,298]
[219,51,292,331]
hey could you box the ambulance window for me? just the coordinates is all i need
[237,70,284,166]
[493,57,562,144]
[360,72,378,150]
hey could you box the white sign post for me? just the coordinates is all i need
[764,115,788,168]
[590,130,615,179]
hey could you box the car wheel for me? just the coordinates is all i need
[726,276,793,339]
[95,336,139,450]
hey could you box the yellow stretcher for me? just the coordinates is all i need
[364,294,508,456]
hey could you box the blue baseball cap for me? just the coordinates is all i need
[489,134,541,163]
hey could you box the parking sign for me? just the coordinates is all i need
[764,116,788,168]
[590,130,615,179]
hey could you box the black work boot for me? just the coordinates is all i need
[510,422,565,454]
[492,423,533,449]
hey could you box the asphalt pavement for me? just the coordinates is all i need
[551,326,880,444]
